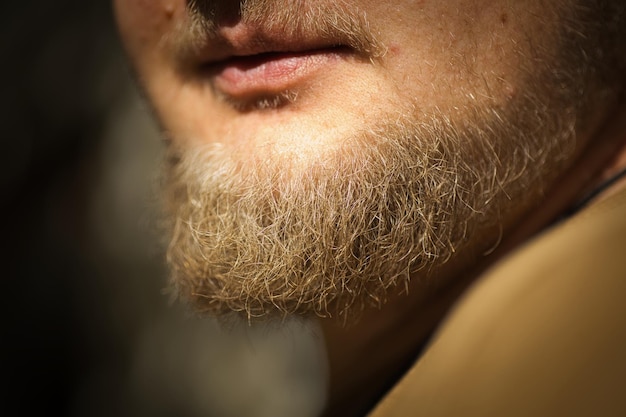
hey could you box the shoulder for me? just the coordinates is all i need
[370,190,626,417]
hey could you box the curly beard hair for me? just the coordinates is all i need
[162,100,576,319]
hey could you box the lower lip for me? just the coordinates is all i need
[211,49,346,98]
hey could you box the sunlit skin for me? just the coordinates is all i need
[113,0,564,156]
[114,1,626,415]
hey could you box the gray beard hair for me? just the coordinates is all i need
[161,95,577,320]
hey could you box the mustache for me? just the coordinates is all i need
[172,0,386,60]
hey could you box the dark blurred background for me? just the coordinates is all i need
[2,2,327,416]
[2,1,165,415]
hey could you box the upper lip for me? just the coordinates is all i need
[191,24,350,67]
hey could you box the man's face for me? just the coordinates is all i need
[114,0,604,318]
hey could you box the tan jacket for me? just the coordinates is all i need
[370,189,626,416]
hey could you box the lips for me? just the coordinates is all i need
[207,47,349,98]
[191,25,353,100]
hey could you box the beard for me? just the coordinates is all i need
[159,1,619,320]
[162,99,580,320]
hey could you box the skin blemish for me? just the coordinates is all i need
[500,13,509,25]
[164,1,176,19]
[389,44,401,56]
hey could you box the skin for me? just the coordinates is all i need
[114,1,626,415]
[114,0,562,154]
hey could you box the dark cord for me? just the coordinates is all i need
[560,165,626,220]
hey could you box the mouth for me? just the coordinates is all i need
[202,46,352,100]
[169,3,386,108]
[176,20,364,104]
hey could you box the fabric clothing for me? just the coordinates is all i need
[369,187,626,416]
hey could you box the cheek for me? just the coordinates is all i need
[382,1,556,111]
[113,0,185,65]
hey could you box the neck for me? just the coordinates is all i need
[319,262,480,417]
[319,98,626,417]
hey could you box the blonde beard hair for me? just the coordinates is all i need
[162,97,577,320]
